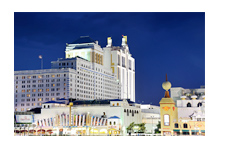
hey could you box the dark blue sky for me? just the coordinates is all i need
[14,12,205,105]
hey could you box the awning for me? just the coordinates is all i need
[191,130,199,132]
[201,130,205,133]
[21,130,28,133]
[173,129,180,132]
[182,130,189,132]
[37,129,46,132]
[29,130,36,133]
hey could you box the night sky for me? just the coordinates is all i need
[14,12,205,105]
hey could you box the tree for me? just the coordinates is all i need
[138,123,146,133]
[154,121,161,134]
[126,122,135,135]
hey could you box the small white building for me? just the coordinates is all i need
[141,104,160,134]
[171,86,205,122]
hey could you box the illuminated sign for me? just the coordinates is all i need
[163,106,170,111]
[16,115,32,124]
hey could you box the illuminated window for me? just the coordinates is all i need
[38,75,42,78]
[52,75,55,78]
[164,115,170,126]
[117,103,119,106]
[27,89,30,92]
[51,98,55,101]
[32,89,36,92]
[46,89,49,92]
[64,83,66,86]
[22,90,25,93]
[16,85,18,89]
[52,84,55,87]
[27,76,31,79]
[22,76,25,79]
[27,94,30,97]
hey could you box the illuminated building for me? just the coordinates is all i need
[104,36,135,102]
[159,75,205,136]
[14,36,135,111]
[26,99,142,136]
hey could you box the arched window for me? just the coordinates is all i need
[183,123,188,128]
[114,121,116,125]
[109,121,112,125]
[43,105,46,108]
[164,115,170,126]
[174,123,179,128]
[197,102,202,107]
[47,105,50,108]
[187,102,191,107]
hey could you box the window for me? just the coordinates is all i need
[122,56,126,67]
[110,121,112,125]
[187,102,191,107]
[174,123,179,128]
[124,109,126,112]
[164,115,170,126]
[118,55,120,65]
[132,110,134,116]
[114,121,116,125]
[183,123,188,128]
[197,102,202,107]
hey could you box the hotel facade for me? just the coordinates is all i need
[14,36,135,111]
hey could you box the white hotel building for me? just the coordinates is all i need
[14,36,135,111]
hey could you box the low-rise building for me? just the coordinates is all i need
[19,99,142,136]
[160,75,205,136]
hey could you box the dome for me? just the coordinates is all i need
[162,81,171,91]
